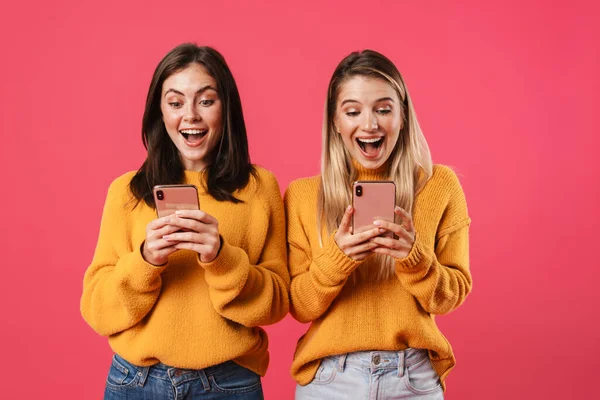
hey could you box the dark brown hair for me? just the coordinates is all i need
[130,43,255,207]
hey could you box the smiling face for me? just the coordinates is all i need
[160,63,223,171]
[334,76,402,170]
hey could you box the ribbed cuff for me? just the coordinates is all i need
[312,232,362,286]
[198,238,246,277]
[394,234,432,273]
[114,241,168,286]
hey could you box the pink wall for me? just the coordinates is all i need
[1,0,598,398]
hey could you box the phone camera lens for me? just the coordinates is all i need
[156,190,164,200]
[356,185,363,197]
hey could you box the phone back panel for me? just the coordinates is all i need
[352,181,396,234]
[153,185,200,218]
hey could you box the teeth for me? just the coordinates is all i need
[357,137,383,143]
[180,129,205,135]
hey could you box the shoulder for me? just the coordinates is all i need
[284,175,321,201]
[251,165,281,191]
[243,166,284,211]
[431,164,461,185]
[425,165,466,199]
[105,171,137,200]
[99,171,139,214]
[423,164,470,233]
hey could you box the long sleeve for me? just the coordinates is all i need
[285,180,361,323]
[80,175,166,337]
[395,167,472,315]
[288,237,360,323]
[395,224,471,315]
[199,171,290,327]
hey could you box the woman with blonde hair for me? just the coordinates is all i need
[285,50,472,399]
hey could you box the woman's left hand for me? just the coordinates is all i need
[370,206,416,259]
[162,210,221,263]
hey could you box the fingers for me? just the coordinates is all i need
[163,231,218,245]
[174,209,218,224]
[174,241,220,263]
[153,223,183,238]
[336,226,381,251]
[351,226,385,244]
[371,246,408,258]
[142,239,178,266]
[338,205,353,234]
[372,219,414,241]
[394,206,414,232]
[147,214,176,231]
[350,240,380,256]
[160,217,218,235]
[369,236,412,251]
[145,238,179,253]
[174,242,210,253]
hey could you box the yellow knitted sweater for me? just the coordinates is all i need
[285,163,471,388]
[81,166,289,376]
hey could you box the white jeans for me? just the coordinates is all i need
[295,349,444,400]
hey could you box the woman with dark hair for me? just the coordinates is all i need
[81,43,289,399]
[286,50,471,399]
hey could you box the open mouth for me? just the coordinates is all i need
[356,137,384,156]
[180,129,208,144]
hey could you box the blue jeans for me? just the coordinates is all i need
[295,349,443,400]
[104,354,264,400]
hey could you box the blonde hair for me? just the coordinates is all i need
[317,50,433,281]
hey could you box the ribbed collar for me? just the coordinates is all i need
[352,159,389,181]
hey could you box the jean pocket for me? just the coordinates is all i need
[209,362,262,394]
[404,356,442,395]
[310,357,337,385]
[106,354,140,390]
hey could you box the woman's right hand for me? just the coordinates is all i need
[142,215,182,266]
[334,205,382,261]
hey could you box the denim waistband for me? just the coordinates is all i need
[325,348,429,375]
[114,354,241,387]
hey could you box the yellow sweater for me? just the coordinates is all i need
[285,163,471,388]
[81,166,289,376]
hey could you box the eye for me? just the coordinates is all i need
[376,108,392,115]
[345,111,360,117]
[168,102,182,108]
[200,99,215,106]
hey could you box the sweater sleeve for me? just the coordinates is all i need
[198,171,290,327]
[395,170,472,315]
[285,180,361,323]
[80,176,166,337]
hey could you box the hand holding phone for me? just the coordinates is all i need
[333,205,382,262]
[151,185,220,263]
[370,206,416,260]
[141,185,200,266]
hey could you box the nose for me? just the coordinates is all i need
[363,112,378,132]
[184,103,201,122]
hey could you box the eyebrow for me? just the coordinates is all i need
[164,85,217,97]
[341,97,396,106]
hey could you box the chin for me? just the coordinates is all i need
[354,155,385,170]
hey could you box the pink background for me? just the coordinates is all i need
[1,0,598,398]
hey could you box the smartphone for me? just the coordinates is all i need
[153,184,200,218]
[352,181,396,236]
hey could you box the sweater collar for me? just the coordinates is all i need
[352,158,389,181]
